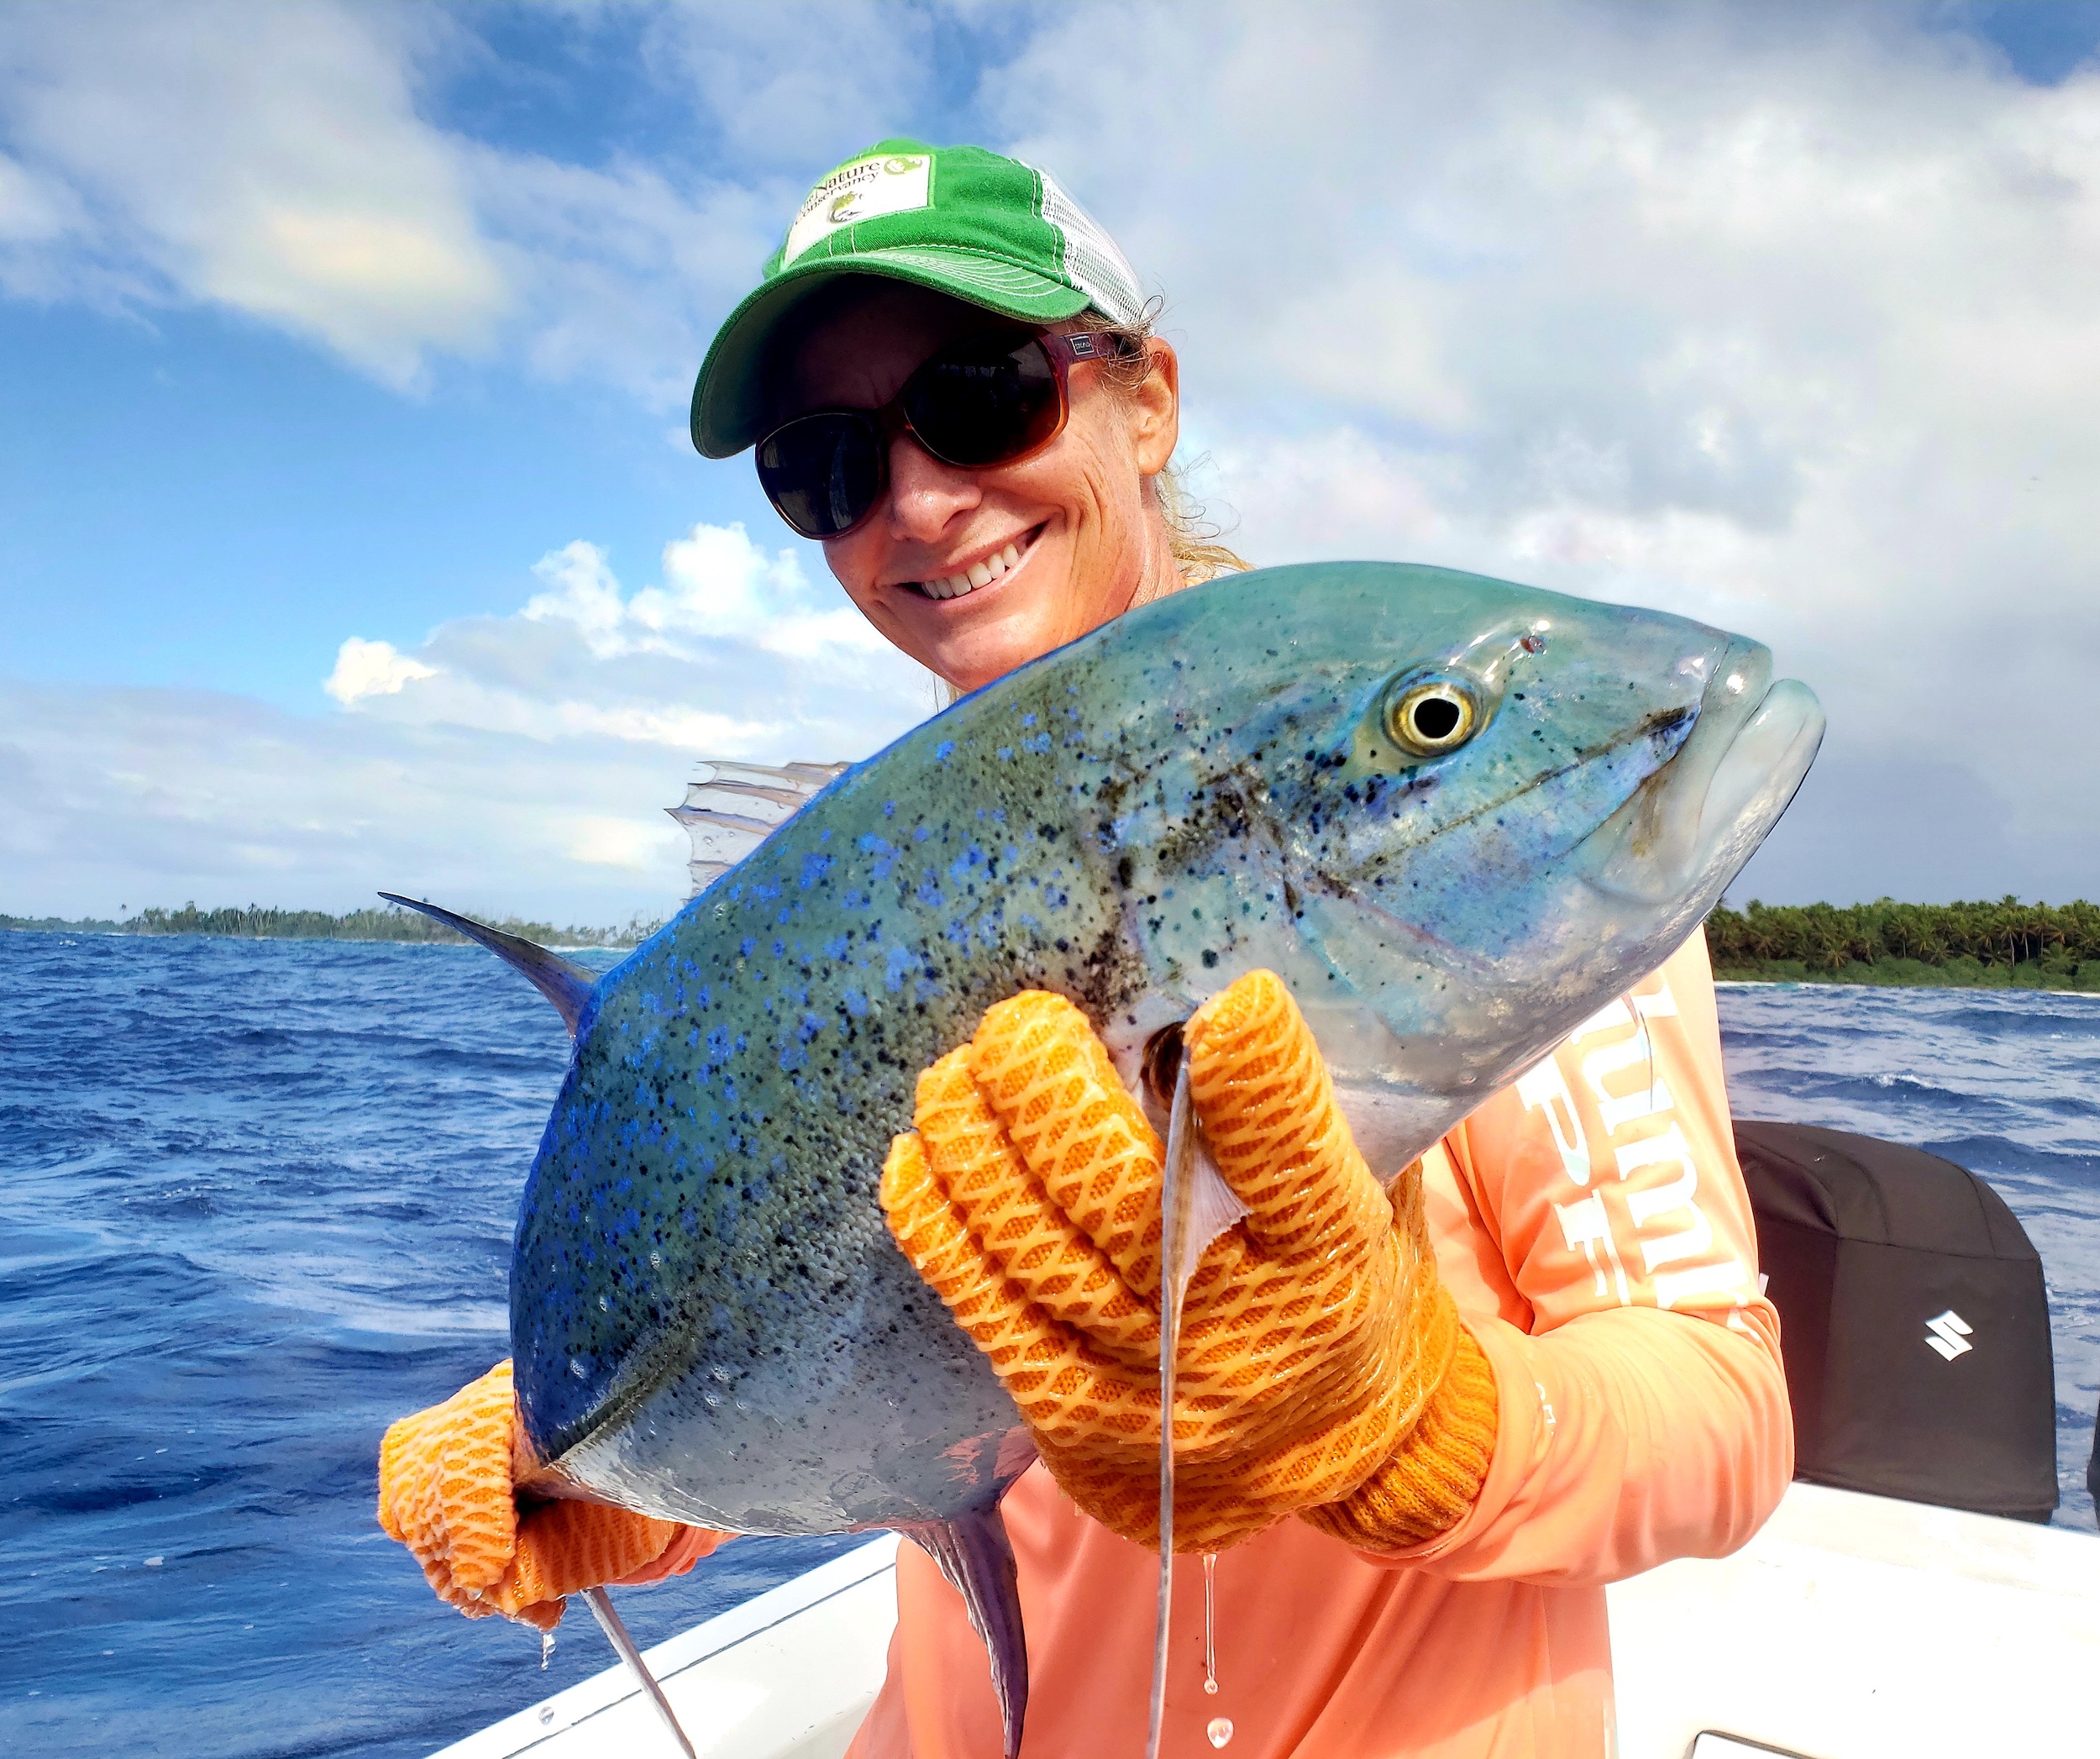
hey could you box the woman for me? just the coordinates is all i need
[381,139,1791,1757]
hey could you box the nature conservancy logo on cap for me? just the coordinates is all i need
[690,137,1147,457]
[783,153,932,265]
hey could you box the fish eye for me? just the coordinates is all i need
[1384,680,1478,758]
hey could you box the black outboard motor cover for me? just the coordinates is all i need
[1735,1121,2057,1522]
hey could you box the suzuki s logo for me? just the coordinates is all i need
[1924,1309,1974,1362]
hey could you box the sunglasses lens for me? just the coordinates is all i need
[905,333,1063,467]
[757,413,884,538]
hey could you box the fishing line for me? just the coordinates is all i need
[582,1586,700,1759]
[1144,1055,1197,1759]
[1146,1048,1248,1759]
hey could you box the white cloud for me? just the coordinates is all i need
[324,638,438,706]
[516,524,886,660]
[638,2,937,170]
[0,147,77,244]
[465,147,783,409]
[0,522,933,920]
[566,814,681,872]
[335,522,932,767]
[0,2,937,403]
[0,675,706,921]
[0,1,507,386]
[985,0,2100,901]
[8,3,2100,906]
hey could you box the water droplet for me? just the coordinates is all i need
[539,1628,555,1671]
[1202,1552,1220,1696]
[1207,1716,1234,1747]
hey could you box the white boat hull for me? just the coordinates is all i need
[439,1482,2098,1759]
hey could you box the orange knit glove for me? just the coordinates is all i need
[879,970,1497,1553]
[376,1359,726,1630]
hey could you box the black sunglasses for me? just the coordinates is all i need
[754,326,1135,541]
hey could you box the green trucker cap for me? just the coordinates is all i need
[690,137,1146,458]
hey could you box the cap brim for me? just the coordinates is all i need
[690,246,1091,459]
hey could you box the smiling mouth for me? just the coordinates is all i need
[910,528,1039,601]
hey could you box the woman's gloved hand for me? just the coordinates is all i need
[880,969,1497,1554]
[376,1360,725,1630]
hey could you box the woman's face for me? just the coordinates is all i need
[781,281,1180,693]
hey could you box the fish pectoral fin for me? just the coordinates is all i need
[377,893,597,1037]
[899,1511,1028,1759]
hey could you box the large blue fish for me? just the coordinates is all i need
[396,562,1821,1756]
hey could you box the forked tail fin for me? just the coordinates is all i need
[378,893,597,1037]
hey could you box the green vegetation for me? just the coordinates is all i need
[0,901,666,950]
[1707,898,2100,991]
[13,896,2100,990]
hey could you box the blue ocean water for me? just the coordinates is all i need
[0,938,2093,1758]
[0,935,864,1759]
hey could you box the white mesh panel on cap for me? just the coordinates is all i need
[1033,168,1144,325]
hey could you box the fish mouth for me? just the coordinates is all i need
[1577,638,1824,906]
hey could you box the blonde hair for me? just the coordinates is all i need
[1072,302,1251,586]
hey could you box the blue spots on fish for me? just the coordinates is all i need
[501,559,1814,1546]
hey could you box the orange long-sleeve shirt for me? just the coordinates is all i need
[846,935,1792,1759]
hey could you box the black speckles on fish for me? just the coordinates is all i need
[401,562,1823,1756]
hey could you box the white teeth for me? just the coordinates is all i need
[919,538,1028,602]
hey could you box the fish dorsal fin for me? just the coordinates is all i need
[379,894,596,1037]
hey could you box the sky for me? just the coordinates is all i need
[3,0,2097,923]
